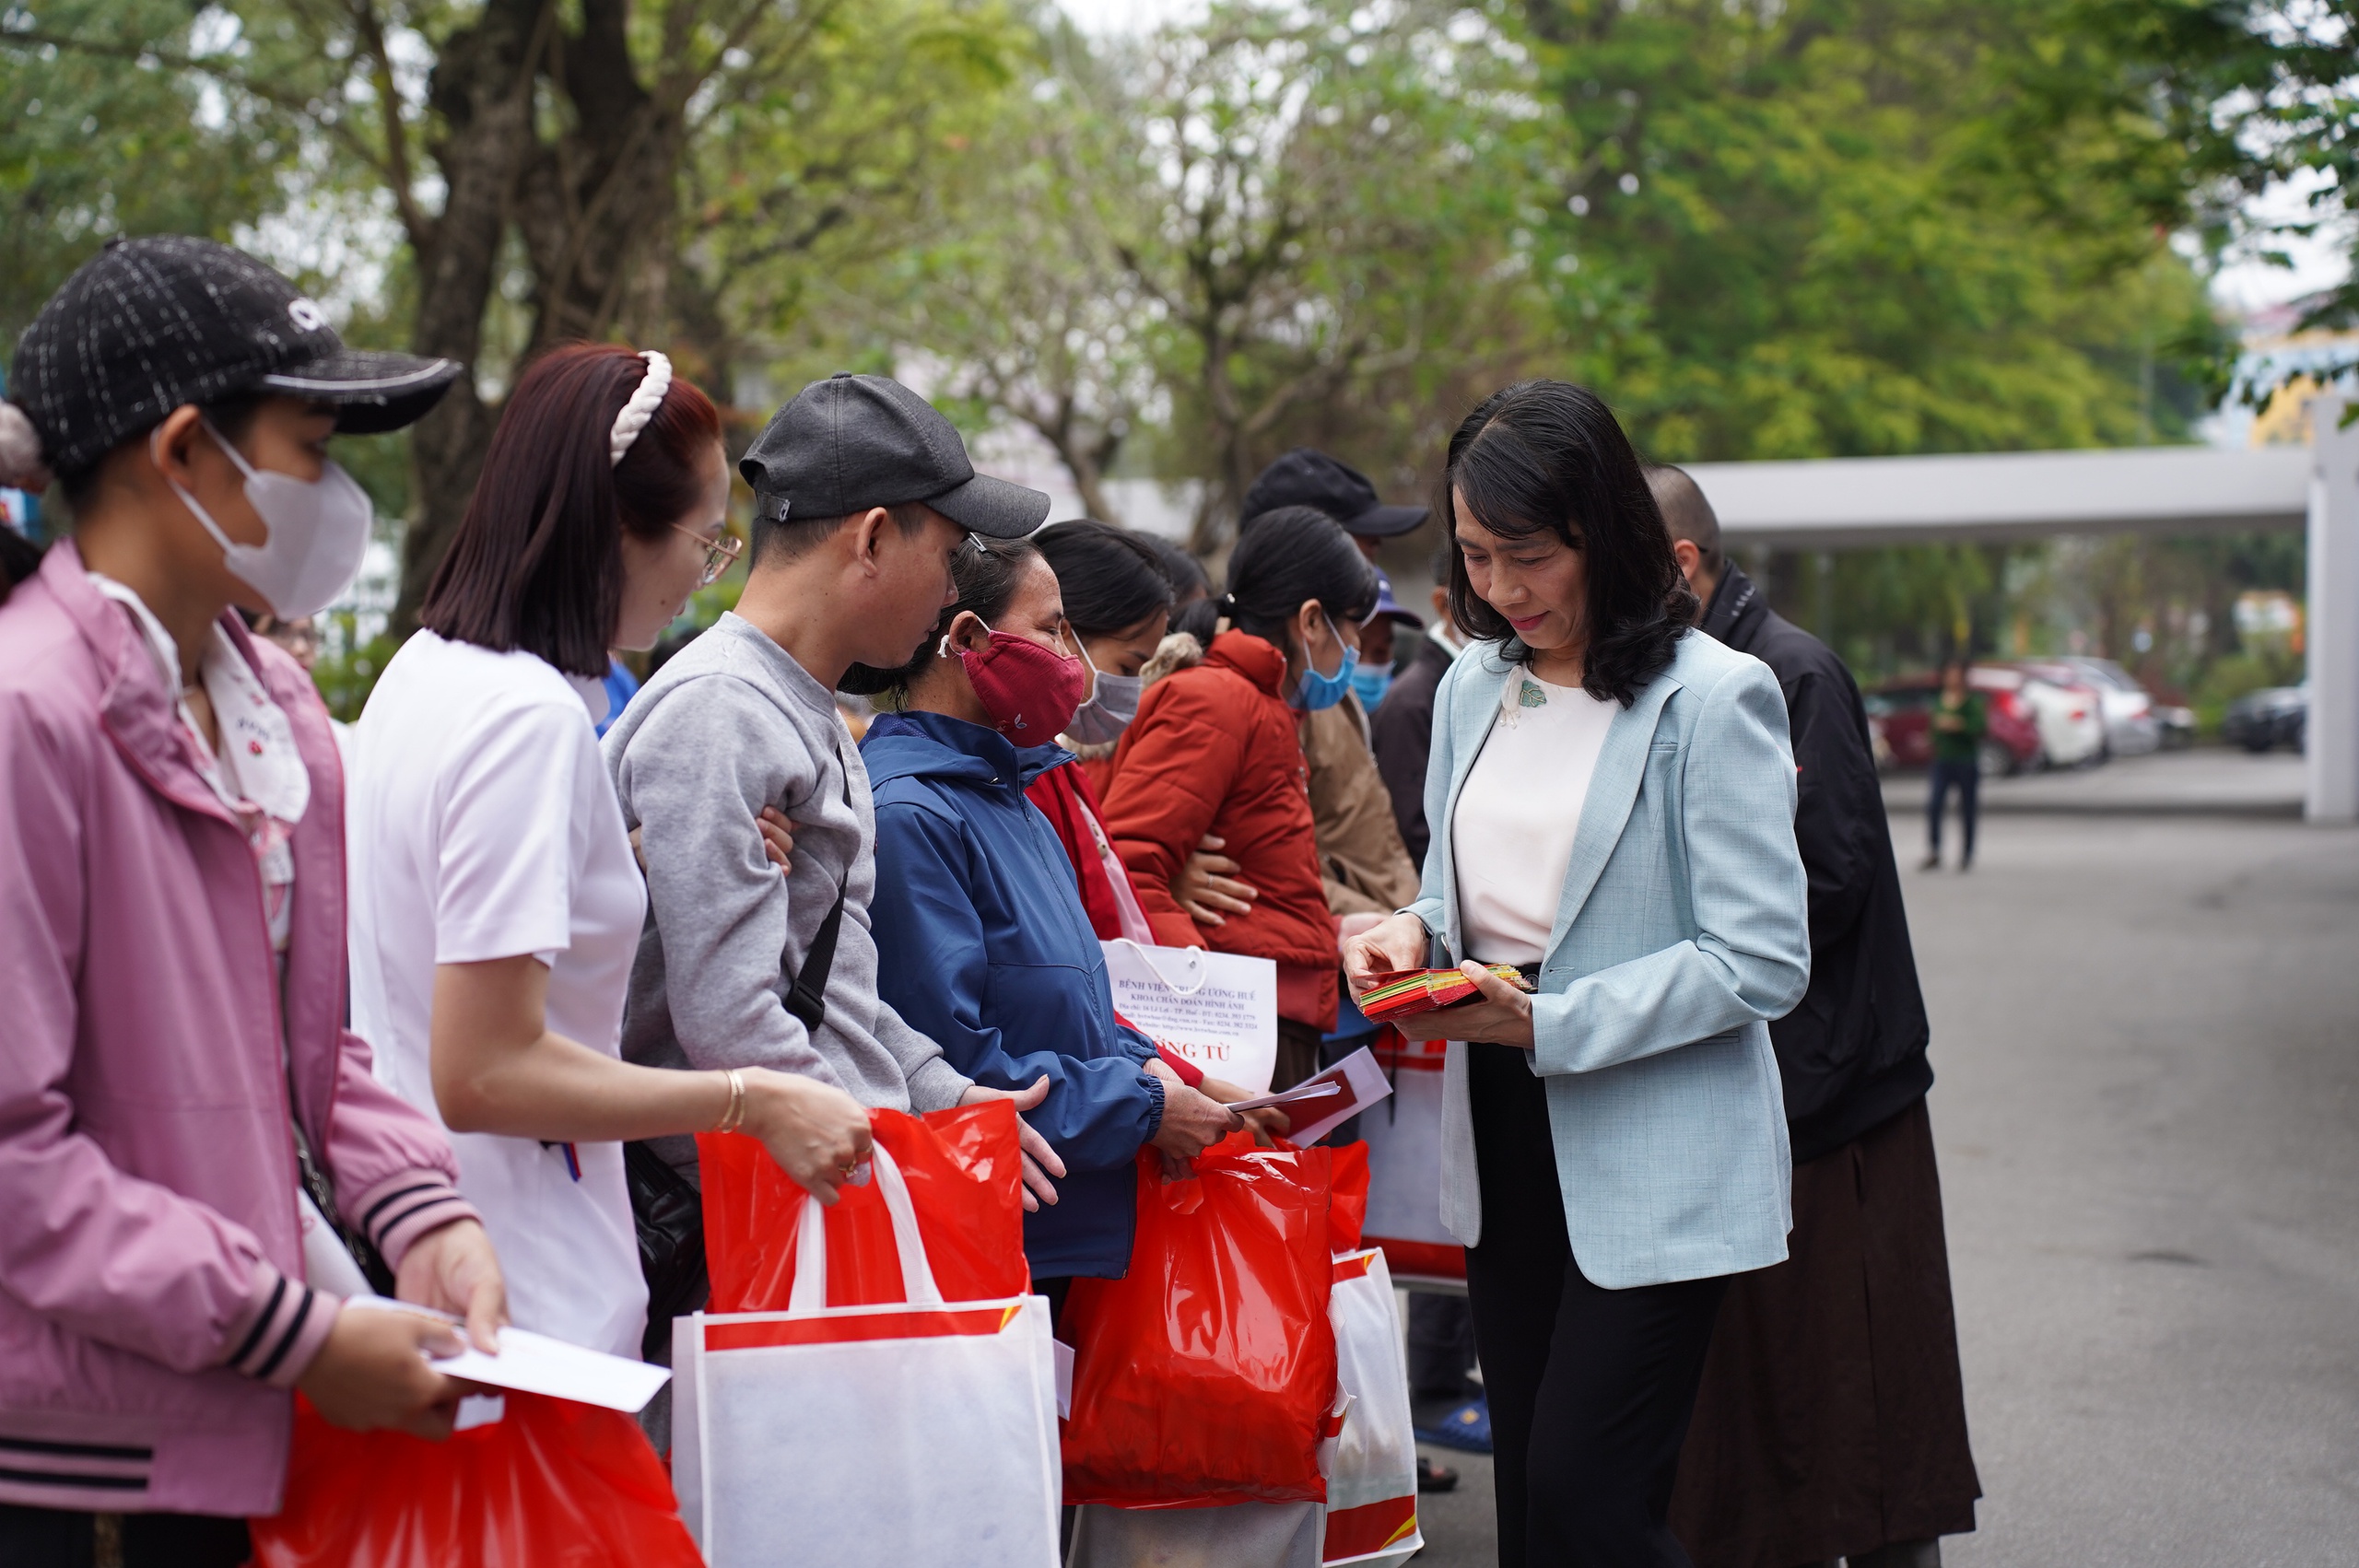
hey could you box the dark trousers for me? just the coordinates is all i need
[1925,761,1978,862]
[1465,1042,1731,1568]
[0,1506,252,1568]
[1407,1291,1481,1398]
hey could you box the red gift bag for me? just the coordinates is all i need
[1061,1131,1341,1508]
[249,1391,700,1567]
[700,1101,1029,1312]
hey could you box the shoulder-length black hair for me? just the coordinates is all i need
[1033,520,1171,638]
[838,533,1043,703]
[420,343,722,678]
[1212,505,1379,649]
[1439,380,1694,707]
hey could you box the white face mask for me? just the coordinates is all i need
[158,418,375,621]
[1063,640,1144,746]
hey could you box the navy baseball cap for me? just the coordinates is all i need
[1241,448,1426,538]
[9,236,459,478]
[739,372,1049,538]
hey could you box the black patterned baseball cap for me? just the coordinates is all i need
[8,236,460,477]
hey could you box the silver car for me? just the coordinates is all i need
[2058,657,2165,756]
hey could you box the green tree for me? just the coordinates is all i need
[1515,0,2227,463]
[1119,0,1555,551]
[7,0,1029,627]
[1,3,293,367]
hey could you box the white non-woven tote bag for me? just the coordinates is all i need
[1358,1036,1465,1283]
[670,1145,1061,1567]
[1100,939,1280,1094]
[1319,1248,1423,1566]
[1066,1500,1323,1568]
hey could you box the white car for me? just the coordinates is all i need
[1972,664,2107,768]
[2058,657,2164,756]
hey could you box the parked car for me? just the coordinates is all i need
[2221,684,2307,754]
[2058,656,2165,756]
[1994,661,2109,768]
[1869,673,2044,776]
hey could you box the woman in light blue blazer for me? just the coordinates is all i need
[1345,381,1809,1568]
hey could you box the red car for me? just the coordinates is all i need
[1867,670,2045,775]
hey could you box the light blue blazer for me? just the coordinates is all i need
[1406,630,1810,1288]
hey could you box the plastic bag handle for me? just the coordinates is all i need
[1104,938,1210,997]
[786,1143,945,1313]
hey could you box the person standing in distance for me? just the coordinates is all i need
[1344,381,1810,1568]
[1652,463,1979,1568]
[1924,660,1986,871]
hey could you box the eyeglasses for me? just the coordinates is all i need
[673,523,745,587]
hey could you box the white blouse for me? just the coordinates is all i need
[1449,669,1617,966]
[347,631,648,1358]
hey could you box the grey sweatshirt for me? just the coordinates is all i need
[603,613,969,1176]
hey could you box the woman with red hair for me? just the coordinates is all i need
[346,344,874,1359]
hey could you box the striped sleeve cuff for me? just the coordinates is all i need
[223,1266,339,1388]
[346,1171,481,1272]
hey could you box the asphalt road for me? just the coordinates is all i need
[1410,811,2359,1567]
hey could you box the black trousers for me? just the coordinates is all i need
[1464,1042,1732,1568]
[0,1505,252,1568]
[1926,760,1978,861]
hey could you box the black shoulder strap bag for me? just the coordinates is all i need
[627,753,853,1363]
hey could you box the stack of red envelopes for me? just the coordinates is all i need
[1355,965,1535,1024]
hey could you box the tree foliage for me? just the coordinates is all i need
[1517,0,2229,462]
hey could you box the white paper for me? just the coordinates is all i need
[1054,1338,1074,1421]
[1258,1046,1394,1148]
[1224,1079,1345,1113]
[343,1295,671,1413]
[1102,941,1280,1094]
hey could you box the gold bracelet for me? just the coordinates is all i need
[714,1068,747,1134]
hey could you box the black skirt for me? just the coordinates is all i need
[1669,1097,1981,1566]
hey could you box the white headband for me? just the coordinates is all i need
[609,350,673,467]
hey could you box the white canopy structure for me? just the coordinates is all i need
[1682,423,2354,824]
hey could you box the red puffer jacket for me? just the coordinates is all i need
[1099,630,1338,1030]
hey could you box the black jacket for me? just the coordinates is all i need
[1369,635,1455,868]
[1703,568,1931,1161]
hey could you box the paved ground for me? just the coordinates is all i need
[1881,746,2306,819]
[1411,810,2359,1567]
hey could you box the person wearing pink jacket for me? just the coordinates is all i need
[0,238,505,1566]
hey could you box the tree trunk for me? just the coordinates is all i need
[393,0,549,635]
[516,0,687,357]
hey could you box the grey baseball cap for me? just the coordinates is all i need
[739,372,1049,539]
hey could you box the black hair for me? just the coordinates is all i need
[1033,520,1171,638]
[753,500,929,564]
[1219,504,1379,649]
[1644,462,1721,574]
[838,533,1043,701]
[58,391,266,512]
[1439,380,1695,707]
[0,525,43,604]
[1137,531,1212,604]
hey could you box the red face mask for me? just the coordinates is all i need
[945,625,1088,743]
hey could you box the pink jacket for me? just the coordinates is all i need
[0,544,477,1516]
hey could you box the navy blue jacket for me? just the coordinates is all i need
[862,710,1165,1280]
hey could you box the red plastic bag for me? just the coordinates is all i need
[1061,1131,1340,1507]
[249,1391,699,1567]
[1327,1139,1369,1256]
[700,1101,1029,1311]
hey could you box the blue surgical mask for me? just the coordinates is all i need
[1349,662,1392,711]
[1292,611,1357,712]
